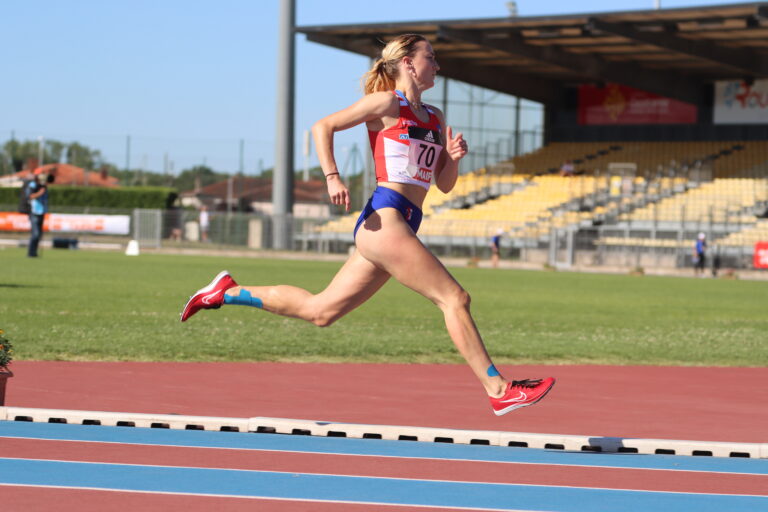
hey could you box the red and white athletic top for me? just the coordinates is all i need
[368,90,443,191]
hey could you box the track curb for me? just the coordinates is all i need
[2,406,765,459]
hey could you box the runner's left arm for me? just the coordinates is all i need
[432,107,467,194]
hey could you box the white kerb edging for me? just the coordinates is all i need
[1,407,765,459]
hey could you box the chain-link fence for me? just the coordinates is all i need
[1,199,766,271]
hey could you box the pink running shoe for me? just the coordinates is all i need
[489,377,555,416]
[180,271,238,322]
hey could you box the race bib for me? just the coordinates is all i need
[406,127,442,180]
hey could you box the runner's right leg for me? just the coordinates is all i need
[354,207,555,413]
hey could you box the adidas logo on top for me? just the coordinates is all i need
[424,131,435,143]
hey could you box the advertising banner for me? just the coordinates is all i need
[0,213,131,235]
[754,241,768,269]
[578,83,697,125]
[714,80,768,125]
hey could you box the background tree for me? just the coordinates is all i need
[109,168,168,187]
[2,139,50,172]
[174,165,230,193]
[0,149,11,175]
[45,140,67,164]
[66,142,108,170]
[1,138,112,173]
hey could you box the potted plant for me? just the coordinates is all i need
[0,329,13,406]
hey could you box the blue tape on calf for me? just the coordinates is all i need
[486,364,500,377]
[224,288,263,308]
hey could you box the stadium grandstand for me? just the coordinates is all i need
[298,2,768,271]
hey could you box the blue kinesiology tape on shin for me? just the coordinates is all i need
[486,364,500,378]
[223,288,263,308]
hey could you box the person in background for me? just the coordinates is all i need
[711,243,721,278]
[490,228,503,268]
[199,205,210,242]
[27,170,53,258]
[694,232,707,277]
[180,34,555,416]
[559,160,574,177]
[166,207,183,242]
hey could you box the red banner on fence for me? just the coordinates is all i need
[0,212,130,234]
[578,83,697,125]
[754,241,768,269]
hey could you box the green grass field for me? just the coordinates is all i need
[2,248,767,366]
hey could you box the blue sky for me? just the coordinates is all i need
[0,0,748,175]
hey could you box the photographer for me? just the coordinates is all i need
[26,170,54,258]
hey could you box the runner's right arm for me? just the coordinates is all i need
[312,92,398,211]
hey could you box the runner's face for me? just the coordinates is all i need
[409,41,439,90]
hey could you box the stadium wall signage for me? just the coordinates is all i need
[578,83,697,125]
[714,80,768,125]
[754,241,768,270]
[0,212,130,235]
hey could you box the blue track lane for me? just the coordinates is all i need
[1,458,767,512]
[2,421,767,476]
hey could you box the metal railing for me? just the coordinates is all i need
[2,177,766,271]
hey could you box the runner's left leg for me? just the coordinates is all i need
[225,248,390,327]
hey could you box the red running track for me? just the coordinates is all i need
[5,361,768,442]
[1,487,416,512]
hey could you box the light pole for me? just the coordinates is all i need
[37,136,44,168]
[272,0,295,250]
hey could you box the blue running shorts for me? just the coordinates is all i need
[354,187,423,239]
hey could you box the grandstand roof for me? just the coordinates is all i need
[297,2,768,105]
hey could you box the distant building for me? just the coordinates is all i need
[180,176,331,218]
[0,164,119,188]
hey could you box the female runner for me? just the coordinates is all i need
[181,34,554,415]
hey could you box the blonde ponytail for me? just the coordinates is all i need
[362,34,427,94]
[362,58,396,95]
